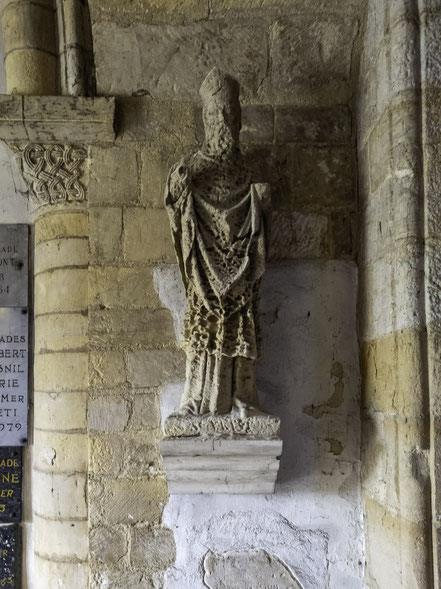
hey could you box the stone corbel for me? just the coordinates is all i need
[0,94,115,213]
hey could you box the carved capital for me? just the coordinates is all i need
[18,144,87,207]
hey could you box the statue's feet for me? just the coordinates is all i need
[231,398,259,419]
[176,404,195,416]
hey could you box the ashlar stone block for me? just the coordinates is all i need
[90,477,167,525]
[123,207,175,262]
[89,146,138,205]
[130,526,175,571]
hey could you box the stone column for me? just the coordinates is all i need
[358,2,432,587]
[25,144,89,587]
[56,0,95,96]
[420,4,441,584]
[1,0,58,95]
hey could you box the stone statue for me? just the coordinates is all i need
[164,68,278,437]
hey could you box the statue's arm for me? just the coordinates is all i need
[251,182,271,251]
[165,160,191,207]
[251,182,271,213]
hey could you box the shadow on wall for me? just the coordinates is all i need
[157,259,363,589]
[257,261,360,485]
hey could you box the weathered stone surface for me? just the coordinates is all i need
[34,238,88,274]
[89,435,124,476]
[203,549,302,589]
[275,105,351,144]
[34,391,87,431]
[141,144,182,208]
[362,413,430,524]
[123,207,175,262]
[90,526,128,564]
[88,397,130,433]
[127,348,185,388]
[269,16,358,106]
[94,21,268,101]
[34,352,88,392]
[361,328,426,417]
[329,211,355,259]
[34,313,88,353]
[122,435,161,477]
[290,145,354,210]
[363,497,430,589]
[89,477,167,525]
[89,350,126,388]
[129,394,160,431]
[89,308,175,348]
[268,210,329,260]
[89,206,123,264]
[164,413,280,438]
[34,431,87,473]
[0,95,26,140]
[34,557,88,589]
[34,211,88,244]
[89,266,160,309]
[130,526,176,571]
[33,471,87,519]
[89,0,208,26]
[2,1,55,55]
[89,146,138,205]
[210,0,361,15]
[34,516,88,561]
[0,95,114,142]
[35,268,87,314]
[117,96,201,144]
[89,569,156,589]
[5,49,57,96]
[240,105,274,144]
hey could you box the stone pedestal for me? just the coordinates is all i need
[161,435,282,494]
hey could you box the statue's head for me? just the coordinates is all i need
[199,68,241,156]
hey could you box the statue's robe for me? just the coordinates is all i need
[165,151,270,415]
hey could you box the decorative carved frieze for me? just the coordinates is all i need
[19,144,87,206]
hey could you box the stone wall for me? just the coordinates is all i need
[0,1,369,587]
[84,89,363,587]
[82,1,365,586]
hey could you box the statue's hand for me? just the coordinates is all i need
[169,162,191,203]
[251,182,271,211]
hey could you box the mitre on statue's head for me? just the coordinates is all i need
[199,67,240,105]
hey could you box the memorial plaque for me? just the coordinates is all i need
[0,225,28,308]
[0,309,28,446]
[0,449,21,523]
[0,525,21,588]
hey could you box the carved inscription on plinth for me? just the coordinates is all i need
[0,310,28,446]
[0,226,28,308]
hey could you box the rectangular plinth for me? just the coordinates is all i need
[161,436,282,494]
